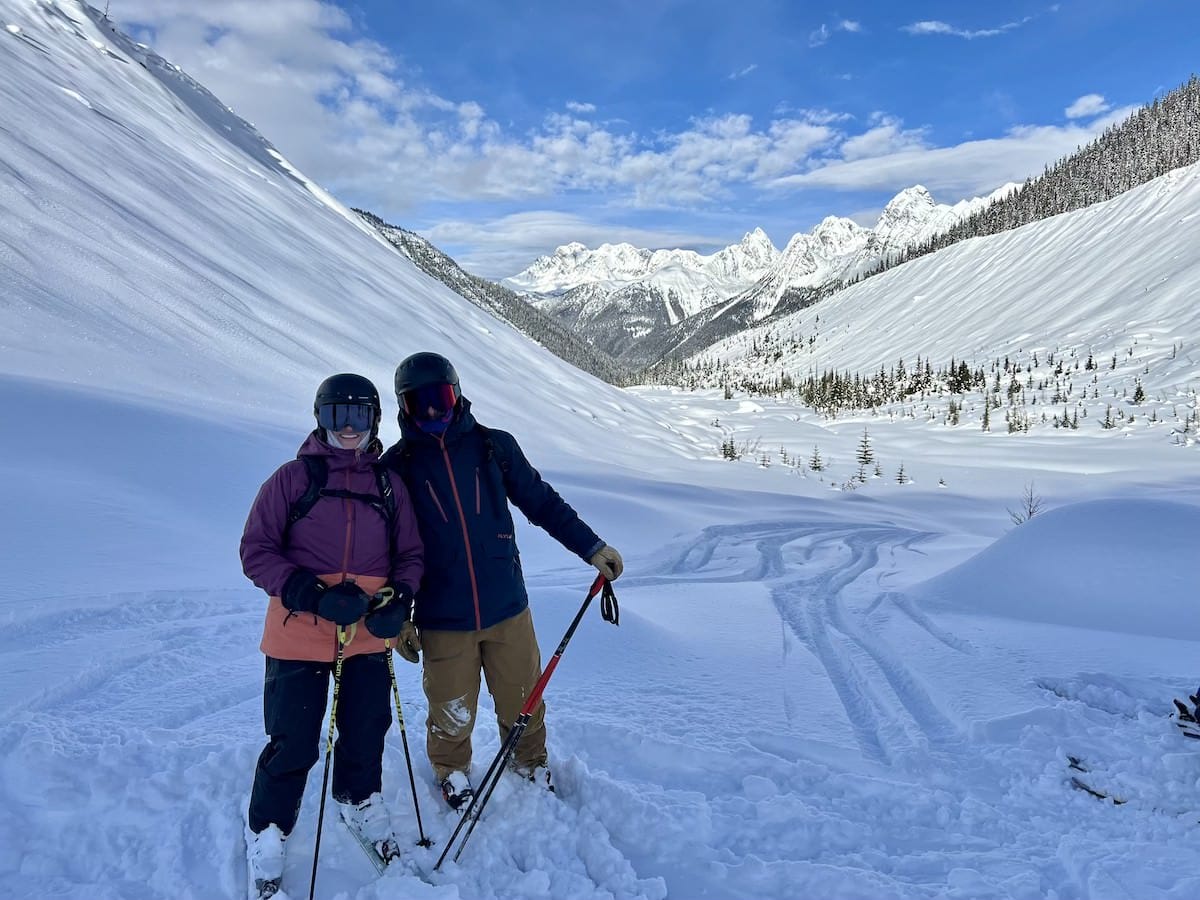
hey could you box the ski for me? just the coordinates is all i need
[338,806,400,876]
[1172,698,1200,739]
[1066,756,1127,805]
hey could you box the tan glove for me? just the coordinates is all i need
[589,545,624,581]
[396,620,421,664]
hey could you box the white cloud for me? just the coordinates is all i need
[112,0,1129,237]
[1065,94,1110,119]
[729,64,758,80]
[839,115,929,161]
[770,108,1135,198]
[115,1,849,211]
[810,19,861,48]
[902,17,1032,39]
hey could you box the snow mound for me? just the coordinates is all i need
[910,498,1200,639]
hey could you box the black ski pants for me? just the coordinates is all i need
[248,653,392,835]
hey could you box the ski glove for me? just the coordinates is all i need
[589,545,624,581]
[318,580,371,626]
[365,584,415,645]
[281,569,326,615]
[396,621,421,664]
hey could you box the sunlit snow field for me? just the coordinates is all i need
[2,3,1199,899]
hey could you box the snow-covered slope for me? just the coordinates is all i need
[5,5,1200,900]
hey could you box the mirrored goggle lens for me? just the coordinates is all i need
[317,403,376,433]
[403,384,457,420]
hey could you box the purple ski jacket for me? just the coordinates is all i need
[240,431,424,662]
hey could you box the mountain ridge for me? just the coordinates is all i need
[508,183,1015,365]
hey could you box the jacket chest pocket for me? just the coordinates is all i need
[425,480,450,523]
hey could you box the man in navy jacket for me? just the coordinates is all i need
[382,352,623,810]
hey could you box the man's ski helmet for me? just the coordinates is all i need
[313,373,381,438]
[395,352,461,422]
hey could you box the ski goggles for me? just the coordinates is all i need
[317,402,377,433]
[402,383,458,421]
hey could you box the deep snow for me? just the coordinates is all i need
[2,3,1200,899]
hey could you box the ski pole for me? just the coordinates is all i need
[434,574,618,871]
[308,626,347,900]
[384,639,432,847]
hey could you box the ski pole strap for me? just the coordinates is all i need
[600,580,619,626]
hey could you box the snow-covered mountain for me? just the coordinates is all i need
[509,186,1013,363]
[689,159,1200,421]
[507,228,779,305]
[735,184,1017,321]
[0,0,680,466]
[502,229,779,362]
[7,5,1200,900]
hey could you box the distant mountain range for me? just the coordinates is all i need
[503,184,1016,365]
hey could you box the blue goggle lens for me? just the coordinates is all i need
[317,403,376,433]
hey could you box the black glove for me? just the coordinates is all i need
[365,585,413,640]
[281,569,326,615]
[317,581,371,626]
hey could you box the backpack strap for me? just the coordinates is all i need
[371,463,398,536]
[476,424,511,477]
[282,455,328,548]
[283,455,396,548]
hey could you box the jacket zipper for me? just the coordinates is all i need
[475,467,481,516]
[439,436,482,630]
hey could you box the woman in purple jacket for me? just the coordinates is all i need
[239,374,423,897]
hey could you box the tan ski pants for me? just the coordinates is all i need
[420,607,547,780]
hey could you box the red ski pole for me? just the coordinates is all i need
[434,574,618,871]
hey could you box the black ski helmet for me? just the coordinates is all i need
[394,352,461,412]
[313,373,381,436]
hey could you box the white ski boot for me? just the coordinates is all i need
[339,793,401,869]
[245,823,286,900]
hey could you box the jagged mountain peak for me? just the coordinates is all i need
[507,182,1004,359]
[506,230,781,317]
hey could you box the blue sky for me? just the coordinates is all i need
[123,1,1199,277]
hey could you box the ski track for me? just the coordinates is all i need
[661,519,960,767]
[592,517,1200,900]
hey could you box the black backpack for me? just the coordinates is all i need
[282,455,397,548]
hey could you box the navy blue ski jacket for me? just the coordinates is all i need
[381,398,604,631]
